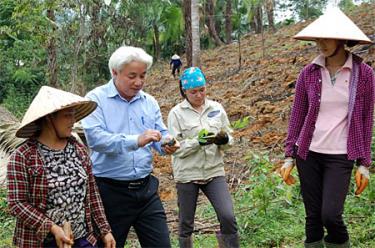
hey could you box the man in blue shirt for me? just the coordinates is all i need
[82,46,179,248]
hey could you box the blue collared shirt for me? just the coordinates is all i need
[81,80,168,180]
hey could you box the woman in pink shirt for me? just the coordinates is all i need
[281,9,374,248]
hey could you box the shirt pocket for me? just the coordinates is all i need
[207,117,222,133]
[141,116,155,129]
[180,122,200,139]
[27,164,45,178]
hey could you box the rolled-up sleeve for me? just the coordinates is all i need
[152,100,169,155]
[168,109,201,159]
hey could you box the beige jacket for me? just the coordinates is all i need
[168,99,233,183]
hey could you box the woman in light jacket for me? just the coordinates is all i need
[281,9,374,248]
[168,67,239,248]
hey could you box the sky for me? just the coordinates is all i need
[275,0,365,22]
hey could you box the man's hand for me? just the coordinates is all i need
[50,224,74,248]
[138,129,162,147]
[102,232,116,248]
[162,137,180,154]
[355,165,370,195]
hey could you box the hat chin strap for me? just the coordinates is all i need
[49,116,66,140]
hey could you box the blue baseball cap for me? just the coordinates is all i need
[180,67,206,90]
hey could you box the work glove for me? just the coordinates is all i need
[213,131,229,145]
[198,132,215,146]
[279,157,296,185]
[355,165,370,195]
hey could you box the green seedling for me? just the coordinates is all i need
[198,129,215,144]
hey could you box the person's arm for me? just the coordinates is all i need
[7,150,54,241]
[357,66,375,167]
[151,100,169,155]
[285,68,309,157]
[82,94,139,155]
[168,109,201,159]
[218,105,234,150]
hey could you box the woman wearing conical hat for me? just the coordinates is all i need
[280,8,374,248]
[7,86,115,247]
[170,53,183,78]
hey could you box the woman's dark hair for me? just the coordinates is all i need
[33,117,45,137]
[179,80,187,99]
[346,40,359,47]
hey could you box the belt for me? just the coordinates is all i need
[95,175,150,190]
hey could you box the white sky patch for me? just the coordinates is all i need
[275,0,365,22]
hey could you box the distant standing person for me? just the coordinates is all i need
[168,67,239,248]
[280,9,374,248]
[170,54,182,78]
[82,46,180,248]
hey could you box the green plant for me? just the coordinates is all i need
[0,187,15,247]
[231,116,250,130]
[197,128,215,144]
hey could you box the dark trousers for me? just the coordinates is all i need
[43,237,96,248]
[172,66,181,77]
[95,175,171,248]
[176,176,238,238]
[296,151,354,244]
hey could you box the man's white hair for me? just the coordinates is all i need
[108,46,153,77]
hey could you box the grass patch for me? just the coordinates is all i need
[0,187,15,247]
[1,153,374,248]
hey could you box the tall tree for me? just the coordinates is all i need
[45,1,58,87]
[244,0,263,34]
[191,0,201,66]
[225,0,233,44]
[183,0,193,66]
[339,0,355,11]
[288,0,329,20]
[205,0,224,46]
[70,0,87,93]
[264,0,275,32]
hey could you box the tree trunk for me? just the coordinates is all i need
[225,0,232,44]
[264,0,276,32]
[183,0,192,67]
[254,4,263,34]
[70,1,86,94]
[205,0,223,46]
[46,9,58,87]
[191,0,200,67]
[153,21,160,61]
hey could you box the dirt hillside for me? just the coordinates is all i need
[143,3,375,235]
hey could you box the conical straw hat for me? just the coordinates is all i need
[294,8,372,45]
[16,86,97,138]
[172,54,180,60]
